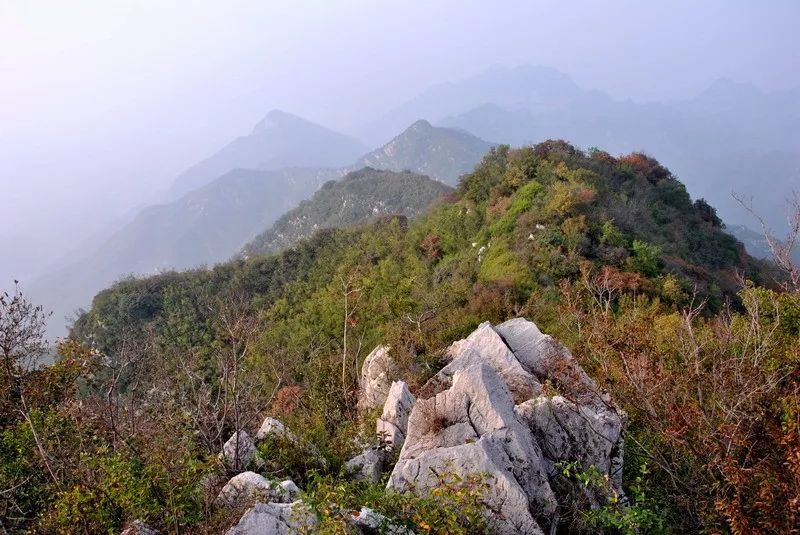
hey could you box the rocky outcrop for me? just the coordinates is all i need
[225,501,317,535]
[357,345,394,411]
[390,363,555,534]
[421,322,541,403]
[389,318,626,534]
[256,417,298,443]
[345,447,387,482]
[216,471,293,507]
[376,380,415,449]
[221,430,258,471]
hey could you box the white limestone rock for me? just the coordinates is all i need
[225,501,317,535]
[389,364,556,534]
[345,447,386,482]
[216,471,290,507]
[376,380,415,449]
[358,345,394,412]
[348,506,415,534]
[422,322,541,403]
[221,430,258,471]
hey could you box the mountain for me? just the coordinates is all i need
[169,110,367,198]
[352,120,493,185]
[361,64,596,143]
[62,141,793,535]
[30,166,338,338]
[29,115,499,338]
[417,67,800,237]
[242,167,452,258]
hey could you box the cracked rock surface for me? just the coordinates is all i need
[389,318,626,534]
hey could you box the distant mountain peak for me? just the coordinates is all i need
[252,109,307,134]
[354,120,493,185]
[408,119,433,130]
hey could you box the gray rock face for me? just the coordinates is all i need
[216,471,291,507]
[345,447,387,482]
[376,380,415,449]
[390,364,555,534]
[358,345,394,412]
[389,318,626,533]
[495,318,604,410]
[221,430,258,471]
[422,322,541,403]
[225,501,317,535]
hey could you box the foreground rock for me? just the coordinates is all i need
[216,472,295,507]
[357,345,394,411]
[421,322,541,403]
[389,318,626,533]
[345,446,387,482]
[376,380,415,449]
[226,501,316,535]
[390,363,555,534]
[221,430,258,471]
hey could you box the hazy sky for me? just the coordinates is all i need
[1,0,798,282]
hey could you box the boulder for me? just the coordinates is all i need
[216,471,290,507]
[226,501,317,535]
[389,364,556,534]
[256,417,299,443]
[388,319,627,533]
[376,380,415,449]
[421,322,541,403]
[221,430,258,471]
[345,447,387,482]
[358,345,394,411]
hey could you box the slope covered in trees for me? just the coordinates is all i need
[353,120,493,185]
[3,141,796,534]
[242,167,451,258]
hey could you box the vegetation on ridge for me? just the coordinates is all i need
[1,140,797,534]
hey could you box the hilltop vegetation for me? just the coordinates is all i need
[354,119,493,184]
[2,141,797,534]
[242,167,451,258]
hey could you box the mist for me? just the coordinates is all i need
[2,0,798,291]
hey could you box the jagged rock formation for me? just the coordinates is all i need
[388,318,626,534]
[376,380,415,449]
[357,345,394,412]
[224,319,623,534]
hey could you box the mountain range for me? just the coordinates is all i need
[242,167,452,258]
[30,115,487,338]
[26,65,800,339]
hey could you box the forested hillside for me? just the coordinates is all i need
[242,168,451,258]
[2,141,797,534]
